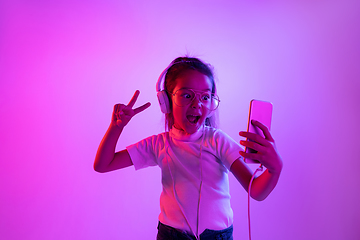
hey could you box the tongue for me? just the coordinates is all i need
[187,115,198,123]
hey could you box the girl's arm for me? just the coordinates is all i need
[94,90,151,173]
[231,120,283,201]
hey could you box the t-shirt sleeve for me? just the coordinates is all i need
[126,135,160,170]
[214,129,244,170]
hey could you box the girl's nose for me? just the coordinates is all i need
[191,95,202,108]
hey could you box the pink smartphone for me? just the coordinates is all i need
[244,99,273,163]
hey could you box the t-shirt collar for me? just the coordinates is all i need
[169,125,205,141]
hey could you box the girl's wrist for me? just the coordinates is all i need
[109,122,124,132]
[267,162,283,175]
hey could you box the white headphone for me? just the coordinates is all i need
[156,63,172,114]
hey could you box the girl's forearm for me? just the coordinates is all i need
[94,124,123,172]
[250,169,281,201]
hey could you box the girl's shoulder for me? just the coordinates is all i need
[134,131,169,146]
[204,126,233,140]
[204,126,241,153]
[143,131,169,138]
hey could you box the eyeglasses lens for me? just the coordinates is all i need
[173,89,219,110]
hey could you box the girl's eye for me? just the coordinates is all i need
[201,94,211,101]
[181,93,192,99]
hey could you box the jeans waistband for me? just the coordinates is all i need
[157,221,233,240]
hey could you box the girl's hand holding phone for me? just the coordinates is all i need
[112,90,151,129]
[239,120,283,174]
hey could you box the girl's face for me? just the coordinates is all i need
[171,69,213,134]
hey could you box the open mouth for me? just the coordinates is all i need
[187,115,201,124]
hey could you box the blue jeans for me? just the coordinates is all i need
[157,222,233,240]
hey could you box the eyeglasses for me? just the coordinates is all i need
[171,88,220,111]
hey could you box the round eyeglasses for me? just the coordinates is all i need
[171,88,220,111]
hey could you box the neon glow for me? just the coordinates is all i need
[1,0,359,239]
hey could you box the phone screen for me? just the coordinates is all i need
[244,99,273,163]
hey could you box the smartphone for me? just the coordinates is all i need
[244,99,273,163]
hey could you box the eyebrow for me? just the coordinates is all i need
[182,87,212,92]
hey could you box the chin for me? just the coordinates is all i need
[186,122,205,134]
[175,117,206,134]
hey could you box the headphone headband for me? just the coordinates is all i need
[156,60,195,93]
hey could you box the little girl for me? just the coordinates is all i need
[94,57,283,240]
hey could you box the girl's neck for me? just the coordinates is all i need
[171,125,205,141]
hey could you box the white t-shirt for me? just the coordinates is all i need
[126,126,243,235]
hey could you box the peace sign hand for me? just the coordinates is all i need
[239,120,283,174]
[112,90,151,129]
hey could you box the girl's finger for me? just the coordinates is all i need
[240,140,266,153]
[134,102,151,115]
[239,151,264,163]
[251,120,274,142]
[127,90,140,108]
[239,131,270,147]
[113,104,122,120]
[113,104,119,113]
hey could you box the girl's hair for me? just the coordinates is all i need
[163,56,218,131]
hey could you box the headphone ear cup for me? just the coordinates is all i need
[157,91,171,114]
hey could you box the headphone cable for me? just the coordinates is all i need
[248,164,263,240]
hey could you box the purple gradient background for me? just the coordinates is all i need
[1,0,359,239]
